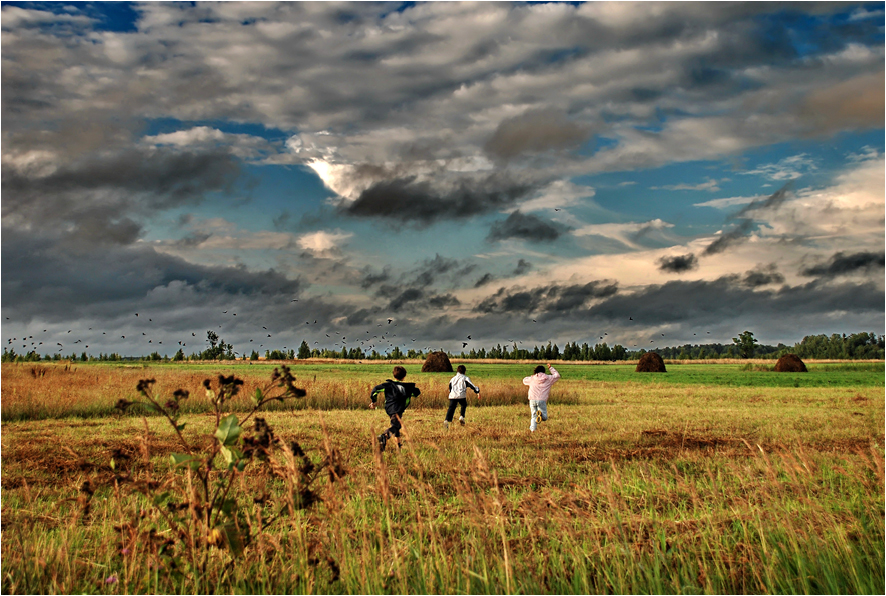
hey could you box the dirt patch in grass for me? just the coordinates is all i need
[541,431,884,465]
[1,428,212,488]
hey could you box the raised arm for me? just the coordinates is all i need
[369,383,386,404]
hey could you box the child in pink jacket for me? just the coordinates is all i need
[523,363,560,432]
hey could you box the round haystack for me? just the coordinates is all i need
[421,351,454,372]
[774,353,807,372]
[636,352,667,373]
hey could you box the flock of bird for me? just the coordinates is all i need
[4,310,715,358]
[4,312,440,357]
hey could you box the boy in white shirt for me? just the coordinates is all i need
[444,365,480,428]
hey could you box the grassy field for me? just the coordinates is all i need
[1,361,883,594]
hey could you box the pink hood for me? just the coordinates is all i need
[522,366,560,401]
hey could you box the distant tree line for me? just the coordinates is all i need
[785,332,884,360]
[3,331,883,363]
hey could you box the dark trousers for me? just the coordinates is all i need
[384,411,403,438]
[445,398,467,422]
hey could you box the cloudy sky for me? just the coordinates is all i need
[2,1,884,357]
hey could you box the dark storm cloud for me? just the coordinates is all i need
[364,254,476,295]
[412,254,465,283]
[474,273,495,288]
[345,308,375,327]
[367,254,475,312]
[3,148,240,209]
[738,264,785,288]
[384,286,460,313]
[583,276,883,328]
[174,232,213,248]
[703,183,792,256]
[1,228,302,322]
[800,251,886,278]
[428,293,460,309]
[444,269,881,348]
[474,280,618,314]
[354,269,883,351]
[513,259,533,275]
[2,148,242,249]
[731,183,792,220]
[486,210,569,243]
[272,211,292,231]
[702,219,754,256]
[657,253,699,273]
[483,108,593,161]
[360,266,391,289]
[344,174,538,225]
[388,288,425,312]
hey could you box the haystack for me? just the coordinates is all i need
[774,353,807,372]
[636,352,667,372]
[422,351,453,372]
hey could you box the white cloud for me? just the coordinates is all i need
[143,127,276,161]
[743,154,817,181]
[145,127,226,146]
[652,179,720,192]
[846,146,880,163]
[571,219,674,250]
[759,156,884,245]
[0,5,93,29]
[296,230,354,255]
[848,7,885,22]
[693,195,760,209]
[514,180,596,213]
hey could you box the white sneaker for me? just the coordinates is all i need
[459,416,465,426]
[443,420,449,429]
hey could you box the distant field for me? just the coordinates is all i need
[1,361,883,594]
[2,360,883,422]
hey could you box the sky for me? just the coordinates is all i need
[2,1,884,358]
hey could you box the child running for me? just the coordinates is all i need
[523,363,560,432]
[369,366,421,452]
[444,364,480,429]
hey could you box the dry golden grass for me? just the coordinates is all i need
[1,362,586,420]
[1,361,883,594]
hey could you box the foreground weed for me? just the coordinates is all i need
[105,365,346,589]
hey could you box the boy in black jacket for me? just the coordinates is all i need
[369,366,421,452]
